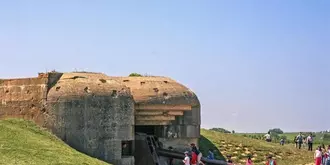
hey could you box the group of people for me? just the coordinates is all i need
[291,133,330,165]
[182,143,205,165]
[226,154,276,165]
[314,145,330,165]
[293,132,314,150]
[181,143,277,165]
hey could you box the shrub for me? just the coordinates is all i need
[129,73,142,77]
[210,128,231,133]
[269,128,284,134]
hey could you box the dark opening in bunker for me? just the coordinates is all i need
[135,125,156,135]
[121,140,134,157]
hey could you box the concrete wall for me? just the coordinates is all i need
[45,72,136,165]
[0,77,48,125]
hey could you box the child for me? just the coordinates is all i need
[182,151,190,165]
[315,146,322,165]
[246,155,253,165]
[266,155,277,165]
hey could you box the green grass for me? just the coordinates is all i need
[200,129,314,165]
[0,118,110,165]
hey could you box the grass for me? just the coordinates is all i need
[200,129,314,165]
[0,118,110,165]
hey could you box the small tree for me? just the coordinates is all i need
[232,130,235,134]
[269,128,284,134]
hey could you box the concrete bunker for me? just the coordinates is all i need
[0,72,201,165]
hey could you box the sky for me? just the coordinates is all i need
[0,0,329,133]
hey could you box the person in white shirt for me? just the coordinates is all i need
[264,132,271,142]
[315,146,322,165]
[183,151,190,165]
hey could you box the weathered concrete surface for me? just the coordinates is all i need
[46,72,135,164]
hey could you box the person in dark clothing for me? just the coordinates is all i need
[296,132,303,149]
[307,133,313,151]
[168,146,174,165]
[227,155,233,164]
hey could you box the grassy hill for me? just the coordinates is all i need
[0,118,110,165]
[199,129,314,165]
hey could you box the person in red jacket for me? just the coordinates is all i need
[191,150,198,165]
[266,155,277,165]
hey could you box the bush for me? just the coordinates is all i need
[129,73,142,77]
[210,128,231,133]
[269,128,284,134]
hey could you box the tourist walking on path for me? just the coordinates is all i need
[296,133,303,149]
[307,133,314,151]
[264,132,272,142]
[266,155,277,165]
[280,138,284,146]
[246,155,253,165]
[315,146,322,165]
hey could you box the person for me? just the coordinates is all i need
[294,136,298,148]
[307,133,314,151]
[315,146,322,165]
[182,151,190,165]
[121,142,129,156]
[168,146,174,165]
[326,145,330,165]
[246,155,253,165]
[322,144,327,165]
[190,143,205,165]
[296,133,303,149]
[266,155,277,165]
[207,149,215,160]
[303,137,307,149]
[191,150,198,165]
[227,155,233,165]
[280,138,284,146]
[264,132,271,142]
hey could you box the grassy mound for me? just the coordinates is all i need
[200,129,314,165]
[0,118,110,165]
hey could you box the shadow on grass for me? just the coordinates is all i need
[199,135,226,161]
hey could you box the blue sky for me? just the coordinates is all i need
[0,0,329,132]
